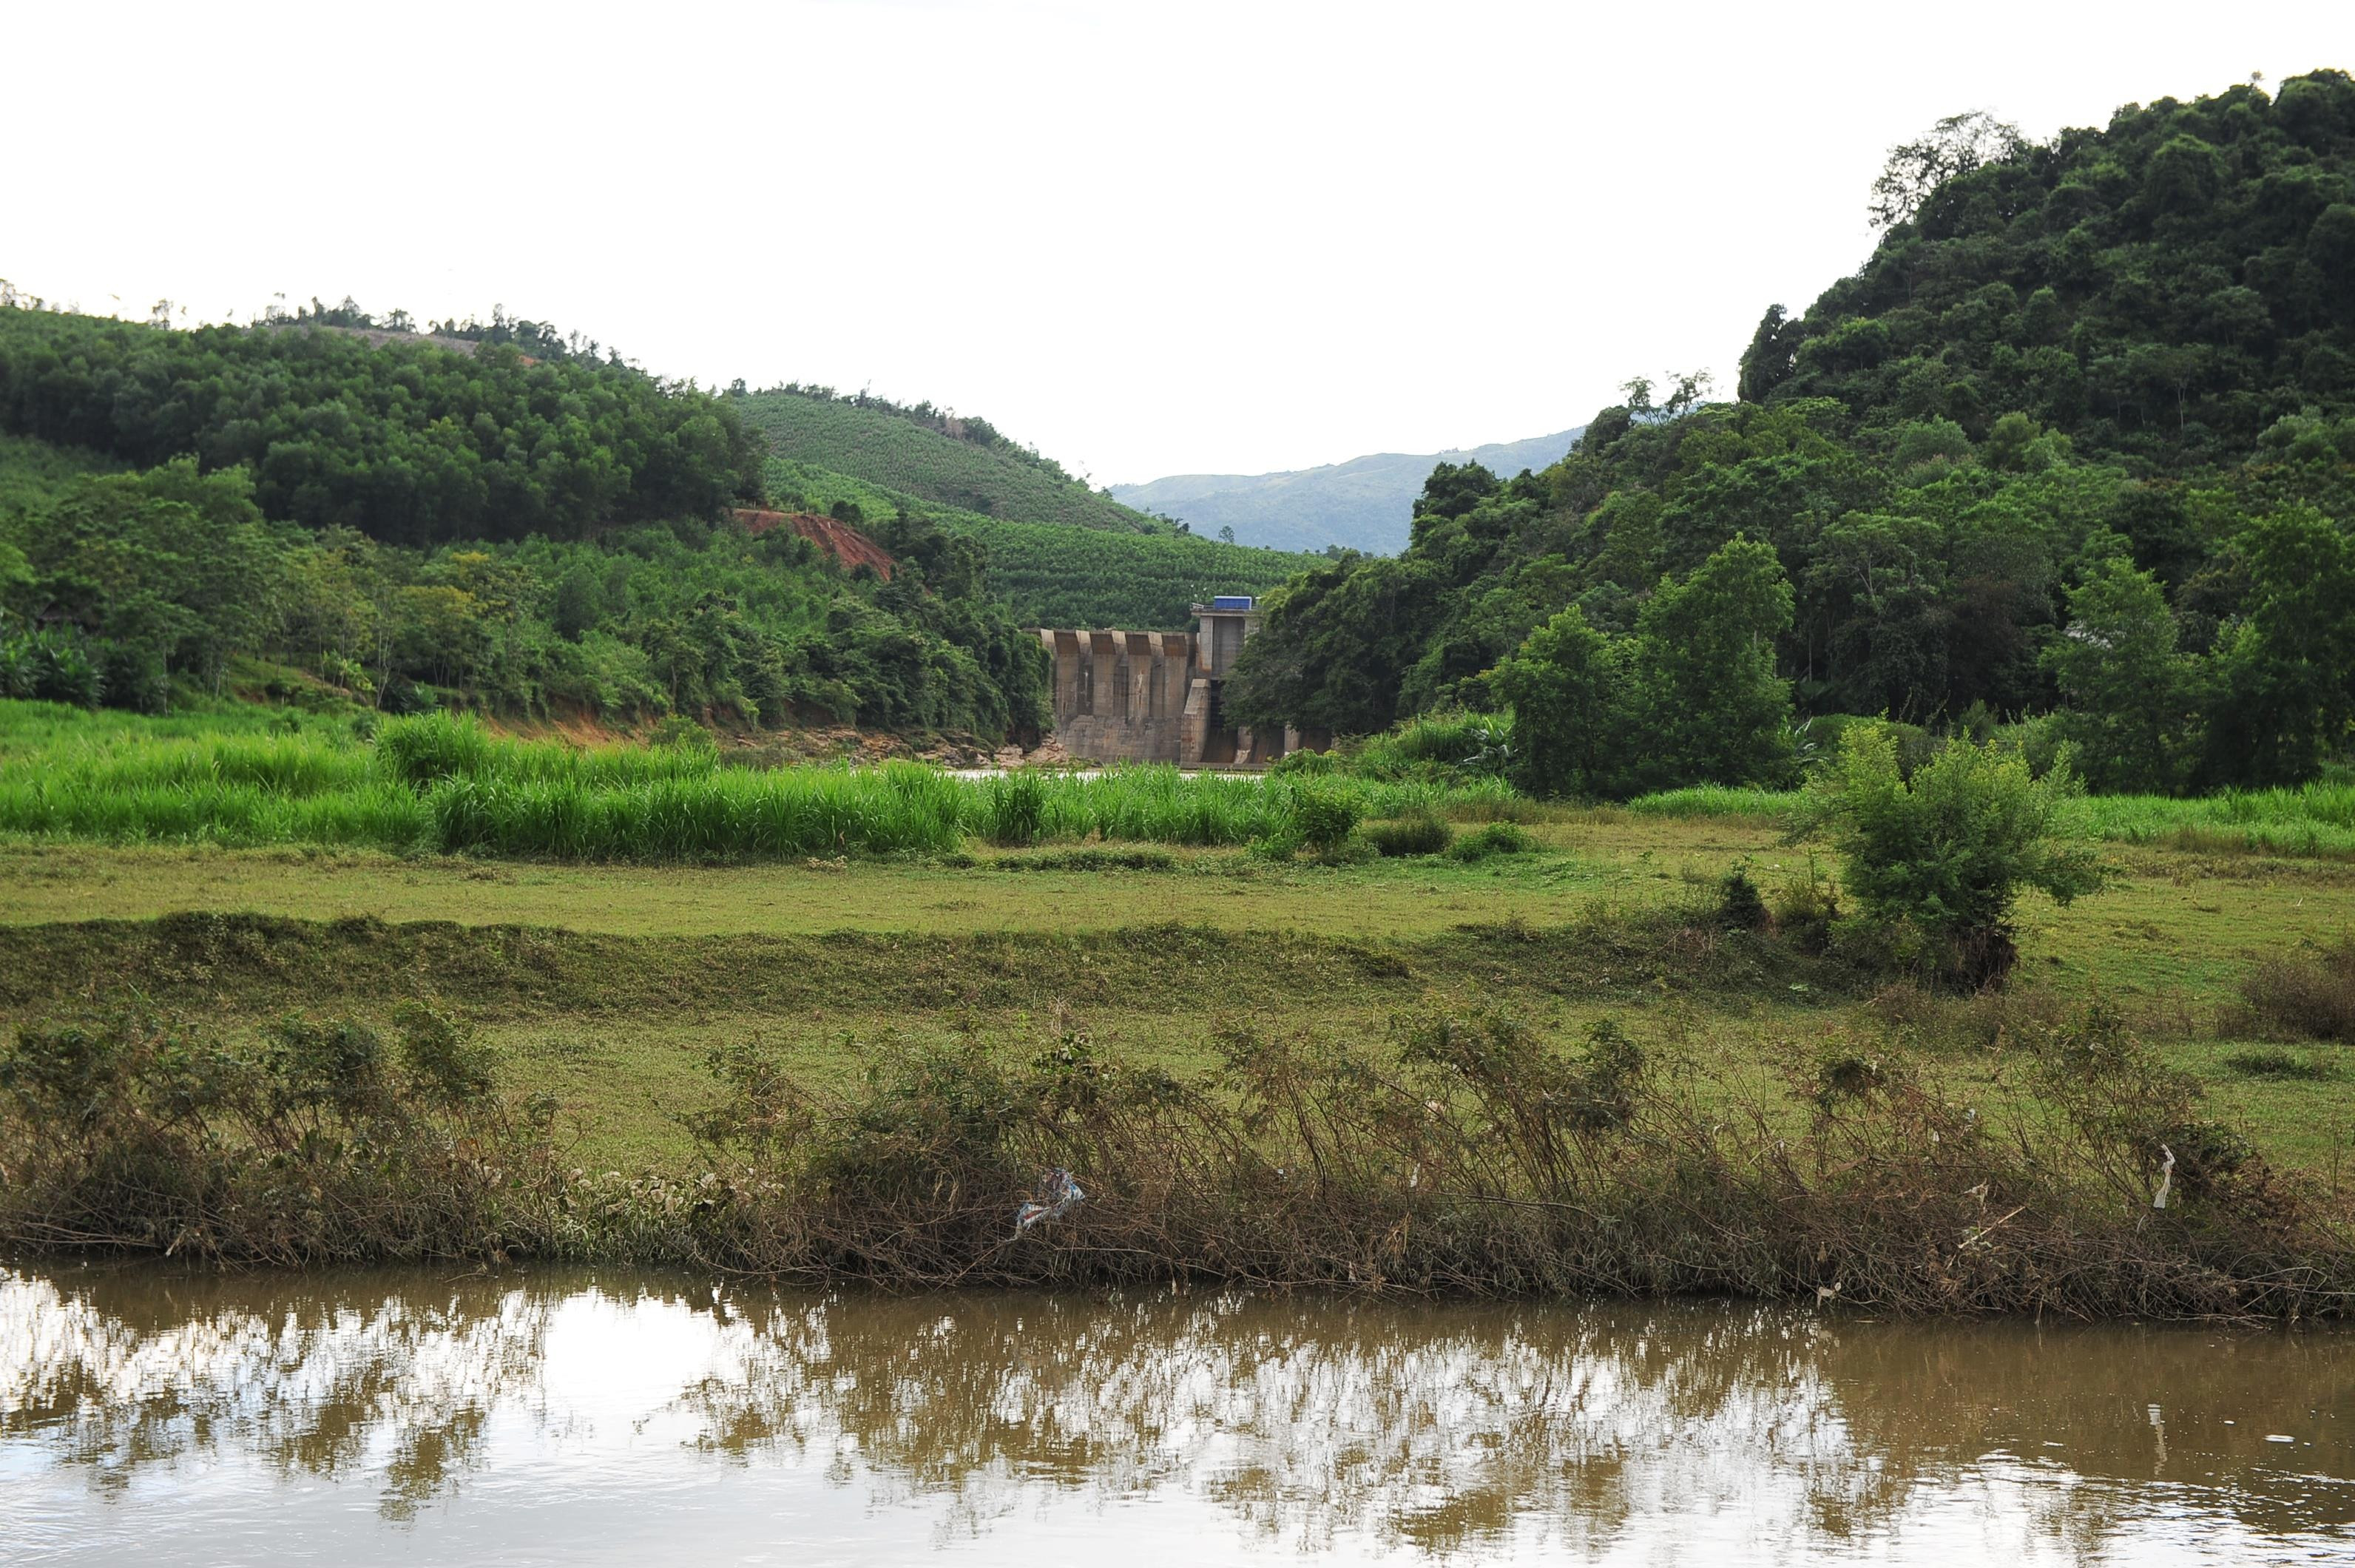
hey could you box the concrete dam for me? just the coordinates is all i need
[1033,598,1331,767]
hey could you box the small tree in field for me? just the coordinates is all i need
[1803,725,2101,987]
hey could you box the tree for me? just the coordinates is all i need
[2203,507,2355,786]
[1867,111,2026,229]
[1805,725,2102,988]
[1634,535,1797,787]
[2041,553,2204,793]
[1490,606,1641,799]
[1489,537,1797,800]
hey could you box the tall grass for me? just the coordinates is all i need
[1629,780,2355,858]
[1626,786,1798,824]
[14,990,2342,1318]
[0,705,1537,862]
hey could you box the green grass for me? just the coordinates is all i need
[1630,780,2355,858]
[1628,785,1800,822]
[0,704,1536,860]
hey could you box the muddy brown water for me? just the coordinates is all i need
[3,1265,2350,1565]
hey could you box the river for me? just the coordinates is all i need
[2,1265,2349,1564]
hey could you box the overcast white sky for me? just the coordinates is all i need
[4,2,2348,482]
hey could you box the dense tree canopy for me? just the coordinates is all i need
[1,442,1046,740]
[0,308,764,545]
[1743,71,2355,471]
[1232,72,2355,798]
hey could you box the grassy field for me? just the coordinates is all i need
[2,815,2348,1175]
[4,698,2354,1262]
[0,706,1527,859]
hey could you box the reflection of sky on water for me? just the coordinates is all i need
[2,1266,2350,1564]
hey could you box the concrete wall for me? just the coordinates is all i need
[1035,608,1323,768]
[1035,629,1196,764]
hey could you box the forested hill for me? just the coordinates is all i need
[1740,73,2355,469]
[0,305,1058,740]
[1112,428,1586,555]
[0,308,764,544]
[731,388,1160,534]
[1229,70,2355,799]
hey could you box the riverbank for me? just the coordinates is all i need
[4,834,2352,1317]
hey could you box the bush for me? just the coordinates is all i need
[1802,725,2103,988]
[1769,872,1840,954]
[1285,778,1362,854]
[1717,866,1768,928]
[1448,822,1535,861]
[2236,939,2355,1041]
[0,1008,553,1264]
[1,630,104,708]
[1362,814,1453,857]
[96,641,169,714]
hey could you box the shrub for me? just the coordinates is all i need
[1448,822,1535,861]
[1769,872,1840,954]
[1801,725,2103,988]
[2237,939,2355,1041]
[0,1009,554,1264]
[2,630,104,707]
[96,641,169,715]
[1717,866,1768,928]
[1285,778,1362,854]
[1362,814,1453,857]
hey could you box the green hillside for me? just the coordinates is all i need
[0,392,1047,740]
[761,453,1317,629]
[734,388,1160,533]
[1231,70,2355,799]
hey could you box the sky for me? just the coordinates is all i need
[4,1,2348,484]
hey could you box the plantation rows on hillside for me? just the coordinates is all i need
[762,453,1319,628]
[733,389,1157,534]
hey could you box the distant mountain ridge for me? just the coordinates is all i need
[1112,428,1586,555]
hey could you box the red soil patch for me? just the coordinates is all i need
[731,508,895,579]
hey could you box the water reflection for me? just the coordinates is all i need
[3,1265,2351,1564]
